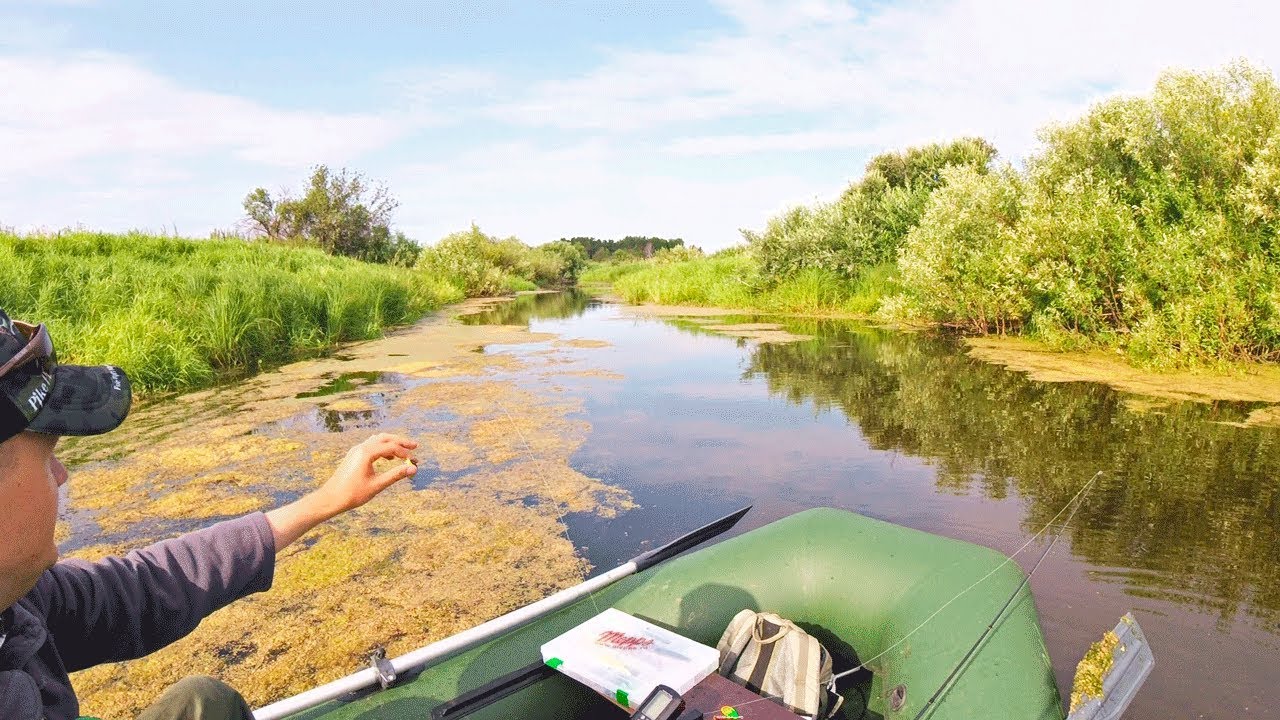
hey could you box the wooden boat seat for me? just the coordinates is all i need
[682,674,804,720]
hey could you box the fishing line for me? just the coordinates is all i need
[493,396,602,616]
[707,472,1101,720]
[909,470,1099,720]
[831,470,1101,683]
[495,398,535,457]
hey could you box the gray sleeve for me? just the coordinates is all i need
[38,512,276,672]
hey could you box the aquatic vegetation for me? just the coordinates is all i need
[702,323,812,344]
[560,338,611,349]
[62,301,632,717]
[1069,630,1119,713]
[453,292,595,328]
[965,336,1280,408]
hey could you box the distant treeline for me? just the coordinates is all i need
[604,60,1280,367]
[562,236,684,261]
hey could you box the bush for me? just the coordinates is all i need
[894,60,1280,364]
[243,166,419,265]
[747,138,996,281]
[894,166,1031,333]
[416,225,583,297]
[527,241,588,286]
[653,245,705,264]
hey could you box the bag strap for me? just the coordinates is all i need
[718,611,758,676]
[817,645,844,719]
[744,617,783,695]
[752,614,794,644]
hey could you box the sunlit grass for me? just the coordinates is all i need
[578,260,649,284]
[0,231,466,393]
[599,255,897,317]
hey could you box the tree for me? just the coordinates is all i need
[561,235,684,259]
[749,137,998,279]
[241,166,409,264]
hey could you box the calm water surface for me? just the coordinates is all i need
[465,292,1280,720]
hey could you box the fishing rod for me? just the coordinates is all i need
[253,505,751,720]
[909,472,1100,720]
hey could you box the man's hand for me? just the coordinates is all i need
[314,433,419,515]
[265,433,419,551]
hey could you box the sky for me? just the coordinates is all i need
[3,0,1280,251]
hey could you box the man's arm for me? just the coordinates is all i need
[264,434,418,550]
[40,433,418,671]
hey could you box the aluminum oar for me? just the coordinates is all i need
[253,505,752,720]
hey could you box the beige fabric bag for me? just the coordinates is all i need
[715,609,844,719]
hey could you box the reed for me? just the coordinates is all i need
[604,254,897,317]
[0,231,464,393]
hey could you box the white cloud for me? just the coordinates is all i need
[376,66,500,125]
[505,0,1280,162]
[664,129,883,156]
[0,52,406,180]
[5,1,1280,250]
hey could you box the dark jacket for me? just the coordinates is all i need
[0,513,276,719]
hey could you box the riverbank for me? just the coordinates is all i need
[1,230,585,396]
[586,265,1280,419]
[581,254,897,317]
[1,231,463,393]
[966,336,1280,426]
[60,298,632,717]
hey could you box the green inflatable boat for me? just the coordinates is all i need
[254,508,1152,720]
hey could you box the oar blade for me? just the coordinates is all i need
[632,505,751,572]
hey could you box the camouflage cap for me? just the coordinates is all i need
[0,307,132,443]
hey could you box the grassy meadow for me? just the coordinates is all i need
[0,228,582,394]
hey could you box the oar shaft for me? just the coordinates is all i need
[252,562,637,720]
[392,562,636,674]
[252,505,750,720]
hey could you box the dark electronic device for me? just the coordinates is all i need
[631,684,699,720]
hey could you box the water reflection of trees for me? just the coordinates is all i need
[745,320,1280,630]
[459,291,594,327]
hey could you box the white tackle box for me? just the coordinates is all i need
[540,608,719,710]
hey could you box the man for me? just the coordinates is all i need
[0,308,421,719]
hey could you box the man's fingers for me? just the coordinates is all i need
[367,433,418,451]
[373,462,417,492]
[367,446,417,466]
[360,435,418,461]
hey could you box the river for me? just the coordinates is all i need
[462,291,1280,720]
[59,291,1279,718]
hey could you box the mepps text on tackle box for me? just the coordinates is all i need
[540,608,719,711]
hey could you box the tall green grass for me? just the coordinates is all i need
[579,260,650,284]
[0,231,464,393]
[603,253,898,316]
